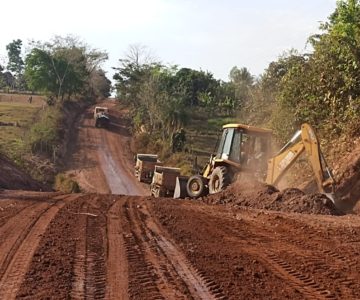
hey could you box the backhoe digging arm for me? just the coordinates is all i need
[265,123,335,195]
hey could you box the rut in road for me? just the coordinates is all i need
[195,208,359,300]
[151,199,360,299]
[106,199,128,299]
[0,195,73,299]
[3,191,360,299]
[122,199,223,300]
[69,195,112,299]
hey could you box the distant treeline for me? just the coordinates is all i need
[113,0,360,145]
[0,36,111,103]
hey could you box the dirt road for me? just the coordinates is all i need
[0,191,360,299]
[1,102,360,299]
[65,102,147,195]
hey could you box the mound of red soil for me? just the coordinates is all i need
[202,179,339,215]
[0,154,49,191]
[333,140,360,213]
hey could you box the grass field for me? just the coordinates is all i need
[0,94,45,158]
[0,93,45,106]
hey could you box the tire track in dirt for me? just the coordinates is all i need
[139,204,226,300]
[258,251,335,300]
[190,206,359,299]
[123,198,221,300]
[0,202,50,277]
[84,198,108,299]
[206,214,340,299]
[106,198,128,299]
[149,200,360,299]
[237,214,360,298]
[68,195,112,299]
[270,237,360,299]
[222,228,332,299]
[70,201,89,299]
[16,194,89,299]
[0,195,70,299]
[0,201,39,228]
[122,200,164,299]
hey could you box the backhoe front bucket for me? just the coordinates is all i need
[324,193,336,204]
[173,176,189,199]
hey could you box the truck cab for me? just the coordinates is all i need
[94,106,110,128]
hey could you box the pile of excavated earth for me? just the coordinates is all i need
[198,139,360,216]
[200,141,360,216]
[332,139,360,213]
[202,180,340,215]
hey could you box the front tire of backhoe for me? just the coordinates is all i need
[186,175,208,198]
[209,166,230,194]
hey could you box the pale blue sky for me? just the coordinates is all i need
[0,0,337,81]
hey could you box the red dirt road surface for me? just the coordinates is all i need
[1,101,360,299]
[64,102,147,196]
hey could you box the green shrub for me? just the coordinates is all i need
[54,173,81,193]
[28,106,62,156]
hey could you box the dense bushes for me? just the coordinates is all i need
[116,1,360,172]
[29,106,62,157]
[54,173,80,193]
[237,1,360,145]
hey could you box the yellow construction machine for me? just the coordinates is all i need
[181,123,336,201]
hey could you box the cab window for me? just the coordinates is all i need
[216,128,234,159]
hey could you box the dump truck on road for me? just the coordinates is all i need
[94,106,110,128]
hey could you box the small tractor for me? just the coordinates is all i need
[94,106,110,128]
[179,123,336,202]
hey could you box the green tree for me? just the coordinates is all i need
[228,66,254,114]
[173,68,219,107]
[229,66,254,86]
[0,64,5,88]
[6,39,24,76]
[87,69,111,98]
[255,0,360,142]
[25,36,109,102]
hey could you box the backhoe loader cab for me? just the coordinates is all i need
[215,124,272,170]
[186,124,272,198]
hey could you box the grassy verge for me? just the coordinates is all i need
[0,101,43,161]
[0,95,83,186]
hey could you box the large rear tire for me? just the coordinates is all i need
[186,175,208,198]
[209,166,230,194]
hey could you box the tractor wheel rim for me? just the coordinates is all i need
[214,176,220,190]
[191,181,200,192]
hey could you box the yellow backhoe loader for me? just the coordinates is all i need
[181,123,336,202]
